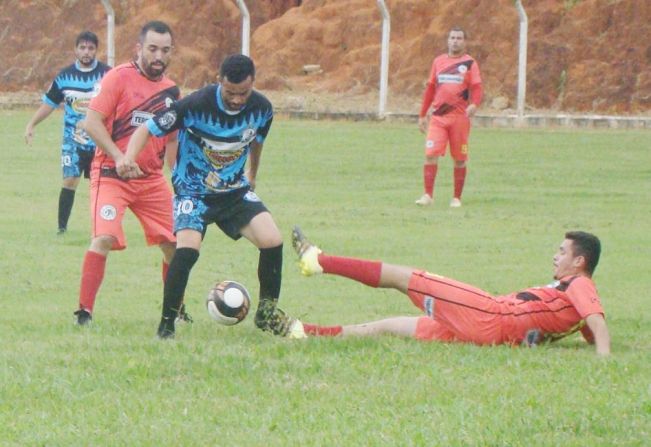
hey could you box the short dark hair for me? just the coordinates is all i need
[565,231,601,275]
[220,54,255,83]
[76,31,98,47]
[139,21,173,43]
[449,26,467,39]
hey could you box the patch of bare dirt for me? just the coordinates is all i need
[1,0,650,114]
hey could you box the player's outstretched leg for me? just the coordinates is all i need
[253,244,306,339]
[291,225,323,276]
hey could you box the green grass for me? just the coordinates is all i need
[1,110,650,445]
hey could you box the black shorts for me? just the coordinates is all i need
[174,187,269,240]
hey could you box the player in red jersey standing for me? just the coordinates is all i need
[415,27,483,208]
[291,227,611,356]
[73,21,181,325]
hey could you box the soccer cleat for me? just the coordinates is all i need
[291,225,323,276]
[74,309,92,326]
[415,194,433,206]
[254,300,301,337]
[57,228,67,236]
[449,197,462,208]
[287,319,307,339]
[157,317,175,339]
[176,303,193,324]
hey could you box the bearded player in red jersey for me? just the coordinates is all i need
[73,21,181,326]
[292,227,611,356]
[416,27,483,208]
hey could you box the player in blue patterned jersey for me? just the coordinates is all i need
[121,54,304,339]
[25,31,111,235]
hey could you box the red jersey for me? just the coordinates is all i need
[408,272,603,346]
[498,275,604,343]
[419,54,482,117]
[89,62,180,175]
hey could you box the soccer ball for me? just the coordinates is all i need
[206,280,251,326]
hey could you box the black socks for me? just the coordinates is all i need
[162,247,200,319]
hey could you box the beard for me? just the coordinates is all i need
[141,57,167,79]
[78,56,95,68]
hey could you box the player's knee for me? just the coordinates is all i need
[90,235,116,253]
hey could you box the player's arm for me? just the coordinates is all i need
[24,103,56,145]
[418,61,437,133]
[122,102,184,178]
[584,313,610,356]
[466,83,483,117]
[119,124,152,178]
[84,109,125,164]
[164,131,179,171]
[246,141,263,191]
[418,82,435,133]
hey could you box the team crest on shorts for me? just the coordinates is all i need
[426,140,434,148]
[244,191,261,202]
[100,205,117,221]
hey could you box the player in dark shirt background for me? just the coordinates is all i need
[24,31,111,234]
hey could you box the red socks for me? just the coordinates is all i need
[454,166,467,199]
[317,254,382,287]
[78,251,107,313]
[303,323,343,337]
[423,164,438,197]
[302,255,381,338]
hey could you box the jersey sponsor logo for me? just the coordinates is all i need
[437,74,464,84]
[157,110,177,130]
[193,130,250,169]
[131,110,155,127]
[244,191,261,202]
[63,89,96,114]
[424,296,434,317]
[100,205,117,221]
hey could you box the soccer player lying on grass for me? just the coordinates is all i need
[291,227,610,356]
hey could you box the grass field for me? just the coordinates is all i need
[1,110,650,446]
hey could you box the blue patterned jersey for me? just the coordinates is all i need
[146,84,273,196]
[43,60,111,151]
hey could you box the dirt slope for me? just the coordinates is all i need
[1,0,649,114]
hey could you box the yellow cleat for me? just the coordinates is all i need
[291,225,323,276]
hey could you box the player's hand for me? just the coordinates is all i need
[417,116,428,134]
[466,104,478,118]
[24,126,34,145]
[116,156,144,178]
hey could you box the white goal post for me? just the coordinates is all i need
[99,0,115,67]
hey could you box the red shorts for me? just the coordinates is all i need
[407,271,509,345]
[425,113,470,160]
[90,174,175,250]
[413,317,458,342]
